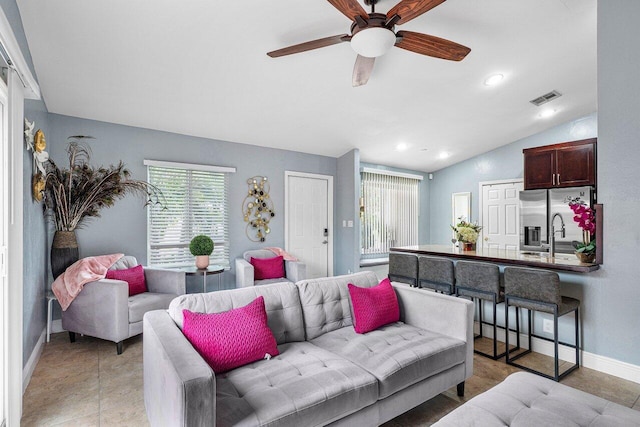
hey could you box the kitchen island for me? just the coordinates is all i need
[390,245,599,273]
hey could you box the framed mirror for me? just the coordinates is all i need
[452,192,471,226]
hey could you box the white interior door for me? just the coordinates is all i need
[480,180,523,250]
[285,172,333,279]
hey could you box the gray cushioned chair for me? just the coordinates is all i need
[235,249,306,288]
[418,255,455,294]
[62,255,186,354]
[504,266,580,381]
[388,252,419,287]
[455,260,516,359]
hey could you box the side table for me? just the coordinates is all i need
[46,290,58,343]
[178,265,225,293]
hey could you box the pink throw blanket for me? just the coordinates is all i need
[52,253,124,311]
[266,247,298,261]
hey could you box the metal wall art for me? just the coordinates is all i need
[24,118,49,202]
[242,176,275,242]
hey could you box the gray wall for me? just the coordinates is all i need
[593,0,640,365]
[429,112,597,245]
[22,99,49,366]
[335,149,360,275]
[46,113,337,292]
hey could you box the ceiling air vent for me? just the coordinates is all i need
[530,90,562,107]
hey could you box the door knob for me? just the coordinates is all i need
[322,240,328,244]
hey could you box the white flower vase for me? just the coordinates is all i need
[195,255,210,269]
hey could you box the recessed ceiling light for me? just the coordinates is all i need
[484,74,504,86]
[539,109,557,119]
[439,152,450,159]
[396,143,409,152]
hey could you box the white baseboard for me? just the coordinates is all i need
[22,329,45,394]
[477,322,640,384]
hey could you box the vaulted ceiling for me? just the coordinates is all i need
[17,0,596,172]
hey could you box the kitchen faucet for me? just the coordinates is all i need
[550,212,566,258]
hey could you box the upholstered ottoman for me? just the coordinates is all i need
[434,372,640,426]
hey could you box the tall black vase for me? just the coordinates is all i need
[51,230,79,279]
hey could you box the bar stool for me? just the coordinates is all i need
[388,252,418,287]
[504,266,580,381]
[455,260,513,359]
[417,256,455,294]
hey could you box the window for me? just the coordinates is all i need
[145,160,235,268]
[361,168,421,258]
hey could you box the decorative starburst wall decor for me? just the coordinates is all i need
[242,176,275,242]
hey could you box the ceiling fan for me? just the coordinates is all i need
[267,0,471,87]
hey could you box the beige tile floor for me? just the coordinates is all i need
[22,334,640,426]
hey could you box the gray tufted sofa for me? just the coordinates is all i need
[143,271,474,426]
[433,371,640,426]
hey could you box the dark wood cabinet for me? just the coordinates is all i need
[523,138,596,190]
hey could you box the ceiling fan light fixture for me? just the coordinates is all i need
[351,27,396,58]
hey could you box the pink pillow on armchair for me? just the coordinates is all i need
[250,255,285,280]
[182,296,279,373]
[106,264,147,296]
[348,278,400,334]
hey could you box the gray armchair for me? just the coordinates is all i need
[235,249,306,288]
[62,255,186,354]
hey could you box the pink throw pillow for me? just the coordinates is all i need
[106,264,147,296]
[250,256,285,280]
[348,278,400,334]
[182,296,279,373]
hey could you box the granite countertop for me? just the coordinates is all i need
[390,245,599,273]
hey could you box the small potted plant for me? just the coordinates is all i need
[568,197,596,263]
[451,216,482,251]
[190,235,214,269]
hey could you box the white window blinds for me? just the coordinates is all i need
[361,170,420,257]
[146,162,233,268]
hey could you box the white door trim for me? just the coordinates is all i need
[284,171,334,276]
[478,178,524,244]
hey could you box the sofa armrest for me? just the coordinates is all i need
[285,260,306,283]
[235,258,254,287]
[61,279,129,343]
[144,267,186,295]
[392,283,474,380]
[143,310,216,427]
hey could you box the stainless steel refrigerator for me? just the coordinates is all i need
[519,186,594,254]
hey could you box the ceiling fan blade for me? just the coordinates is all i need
[327,0,368,21]
[352,55,375,87]
[267,34,350,58]
[395,31,470,61]
[387,0,446,25]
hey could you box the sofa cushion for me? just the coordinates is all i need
[182,296,279,373]
[216,341,378,427]
[251,256,285,280]
[168,282,305,344]
[349,278,399,334]
[254,278,293,286]
[433,372,640,426]
[108,255,137,271]
[296,271,380,340]
[128,292,175,323]
[311,322,467,399]
[243,249,278,262]
[106,264,147,296]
